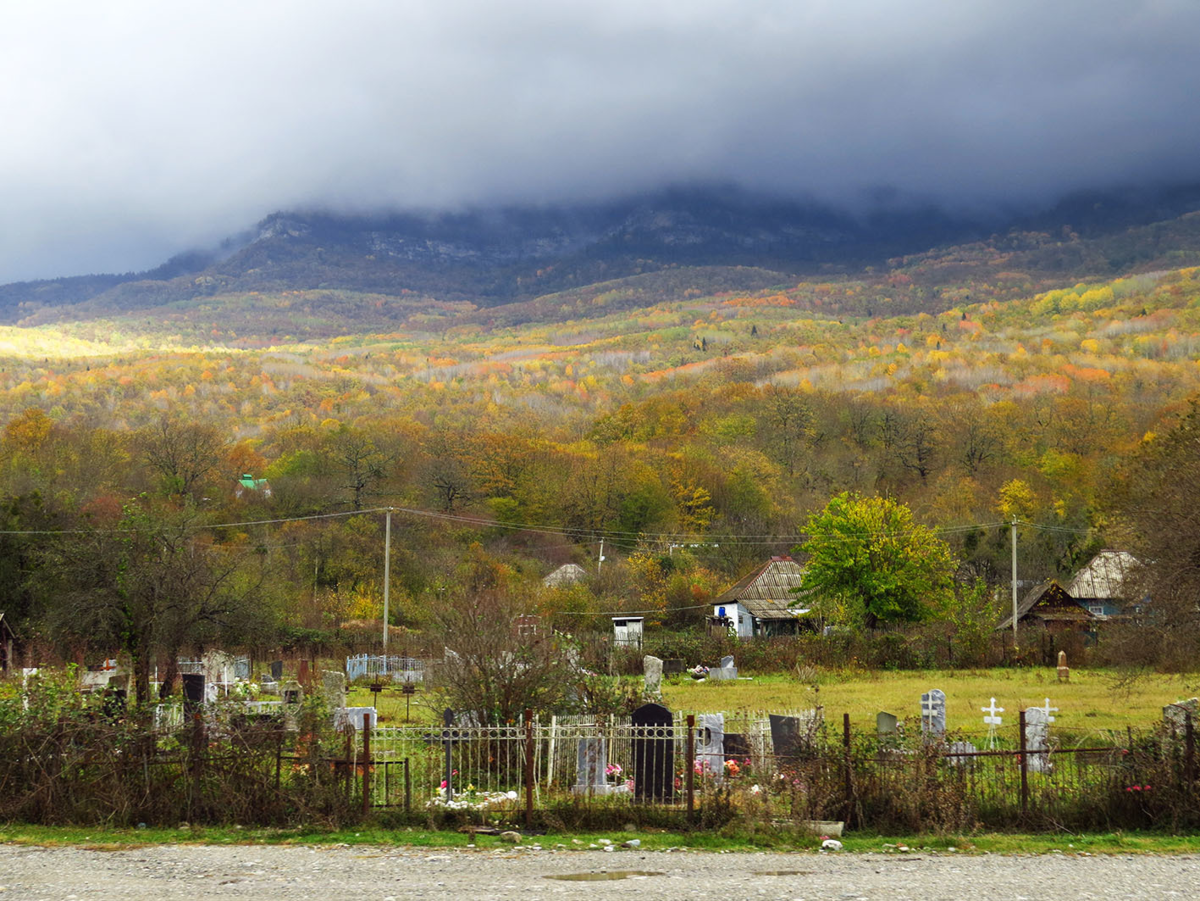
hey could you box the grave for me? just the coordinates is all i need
[707,655,738,681]
[946,739,978,768]
[662,659,685,676]
[920,688,946,740]
[1164,698,1200,729]
[269,660,284,681]
[697,713,725,779]
[724,732,752,764]
[982,697,1004,749]
[631,702,674,801]
[182,673,205,715]
[1025,706,1052,773]
[770,714,805,761]
[643,655,663,695]
[281,681,303,706]
[876,711,898,737]
[323,670,347,709]
[574,736,609,795]
[334,706,377,731]
[1057,650,1070,683]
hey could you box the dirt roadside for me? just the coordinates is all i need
[2,843,1199,900]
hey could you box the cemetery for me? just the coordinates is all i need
[4,649,1200,837]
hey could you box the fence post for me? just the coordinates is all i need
[1187,714,1196,788]
[686,714,696,825]
[842,713,854,828]
[524,708,534,830]
[275,730,283,792]
[362,712,372,816]
[1019,709,1029,817]
[404,758,411,814]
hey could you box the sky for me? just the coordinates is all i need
[2,0,1200,284]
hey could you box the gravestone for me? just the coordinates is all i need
[631,702,675,801]
[323,670,347,710]
[724,732,751,764]
[770,714,805,761]
[947,739,978,768]
[697,713,725,779]
[1057,650,1070,683]
[334,706,377,731]
[920,688,947,740]
[708,655,738,681]
[1164,698,1200,729]
[269,660,284,681]
[182,673,205,714]
[876,711,899,736]
[663,659,685,676]
[643,655,664,695]
[1025,706,1051,773]
[281,681,303,706]
[574,736,609,795]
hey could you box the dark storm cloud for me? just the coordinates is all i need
[3,0,1199,282]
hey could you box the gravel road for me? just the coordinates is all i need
[2,843,1199,901]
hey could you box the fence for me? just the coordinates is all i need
[345,654,426,684]
[4,700,1200,832]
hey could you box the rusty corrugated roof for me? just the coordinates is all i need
[1067,550,1138,600]
[714,557,808,620]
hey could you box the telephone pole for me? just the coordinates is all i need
[1011,517,1019,648]
[382,508,392,652]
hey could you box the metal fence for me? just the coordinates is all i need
[345,654,426,684]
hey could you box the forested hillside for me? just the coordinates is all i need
[3,197,1200,666]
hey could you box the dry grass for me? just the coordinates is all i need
[661,667,1200,736]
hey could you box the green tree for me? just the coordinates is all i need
[796,492,955,629]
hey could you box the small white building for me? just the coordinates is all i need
[612,616,644,649]
[543,563,588,587]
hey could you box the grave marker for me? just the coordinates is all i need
[631,702,674,802]
[982,697,1004,748]
[920,688,946,739]
[1025,706,1051,773]
[770,714,804,761]
[574,737,609,795]
[643,655,663,695]
[876,711,898,736]
[697,713,725,780]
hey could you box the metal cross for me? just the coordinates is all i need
[982,697,1004,726]
[921,693,939,725]
[1039,698,1058,723]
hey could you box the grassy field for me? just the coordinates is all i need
[349,667,1200,736]
[661,668,1200,737]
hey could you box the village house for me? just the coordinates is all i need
[710,556,812,638]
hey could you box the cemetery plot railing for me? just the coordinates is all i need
[345,654,426,684]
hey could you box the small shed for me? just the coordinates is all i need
[1067,550,1140,618]
[996,580,1097,632]
[712,556,811,638]
[0,612,16,675]
[612,616,644,649]
[543,563,587,588]
[235,473,272,499]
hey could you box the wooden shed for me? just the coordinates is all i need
[996,580,1097,632]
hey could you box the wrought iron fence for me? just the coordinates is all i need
[345,654,426,684]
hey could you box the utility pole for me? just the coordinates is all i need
[598,537,604,575]
[1011,517,1019,648]
[382,508,392,653]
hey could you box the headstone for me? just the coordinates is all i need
[234,655,251,681]
[182,673,205,714]
[920,688,946,740]
[663,659,685,676]
[574,737,609,795]
[946,739,978,768]
[631,702,675,801]
[270,660,284,681]
[1163,698,1200,729]
[1057,650,1070,683]
[724,732,751,764]
[770,714,805,761]
[643,655,663,695]
[281,681,303,706]
[322,670,347,709]
[876,711,899,736]
[697,713,725,779]
[707,655,738,681]
[1025,706,1051,773]
[334,706,377,731]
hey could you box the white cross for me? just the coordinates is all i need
[921,691,942,728]
[982,697,1004,726]
[1038,698,1058,723]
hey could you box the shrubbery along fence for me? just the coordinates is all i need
[3,692,1200,833]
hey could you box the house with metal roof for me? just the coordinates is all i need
[1067,550,1140,618]
[711,556,812,638]
[996,580,1097,632]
